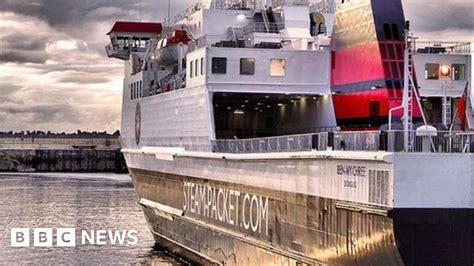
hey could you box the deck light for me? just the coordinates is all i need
[440,65,451,78]
[234,109,244,114]
[237,14,246,20]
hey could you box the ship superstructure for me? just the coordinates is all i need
[106,0,474,265]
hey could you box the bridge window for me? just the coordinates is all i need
[212,57,227,74]
[270,58,285,76]
[425,63,439,80]
[452,64,465,80]
[200,57,204,75]
[240,58,255,75]
[195,59,199,77]
[139,81,142,98]
[135,82,138,99]
[190,61,194,78]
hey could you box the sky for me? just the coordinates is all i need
[0,0,473,133]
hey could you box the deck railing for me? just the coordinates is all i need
[211,133,329,153]
[211,131,474,154]
[243,22,285,34]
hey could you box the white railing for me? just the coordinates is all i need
[164,2,203,25]
[386,131,474,153]
[333,131,380,151]
[415,41,471,55]
[243,22,285,34]
[211,133,327,153]
[272,0,309,7]
[211,131,474,154]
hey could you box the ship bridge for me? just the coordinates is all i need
[413,41,472,129]
[106,21,162,60]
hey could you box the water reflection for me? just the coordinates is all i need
[0,173,185,265]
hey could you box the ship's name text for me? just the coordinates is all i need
[337,164,367,177]
[183,182,269,235]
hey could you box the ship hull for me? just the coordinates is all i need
[124,149,474,265]
[128,165,473,265]
[130,168,403,265]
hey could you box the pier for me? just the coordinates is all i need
[0,131,126,173]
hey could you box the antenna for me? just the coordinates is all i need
[168,0,171,21]
[139,0,142,22]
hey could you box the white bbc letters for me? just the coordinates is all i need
[57,228,76,247]
[34,228,53,247]
[10,228,30,247]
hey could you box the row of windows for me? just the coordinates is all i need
[425,63,466,80]
[189,57,205,78]
[209,57,286,76]
[115,37,149,49]
[130,81,142,100]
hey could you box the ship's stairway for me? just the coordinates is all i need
[227,27,246,47]
[261,9,271,33]
[466,91,474,130]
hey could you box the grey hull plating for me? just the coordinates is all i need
[132,168,428,265]
[131,168,474,265]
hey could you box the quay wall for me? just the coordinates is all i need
[0,148,126,173]
[0,137,120,149]
[0,137,126,173]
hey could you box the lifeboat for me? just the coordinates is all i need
[156,30,191,67]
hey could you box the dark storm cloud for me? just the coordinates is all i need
[0,50,49,64]
[0,0,188,28]
[0,32,51,64]
[1,33,49,51]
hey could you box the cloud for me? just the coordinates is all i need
[55,72,111,84]
[0,21,52,63]
[1,32,49,51]
[0,12,124,132]
[0,50,49,64]
[402,0,474,43]
[403,0,474,34]
[0,84,122,132]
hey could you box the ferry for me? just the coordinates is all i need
[105,0,473,264]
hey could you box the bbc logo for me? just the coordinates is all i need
[11,228,75,247]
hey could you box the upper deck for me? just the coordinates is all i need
[414,41,472,98]
[186,47,331,94]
